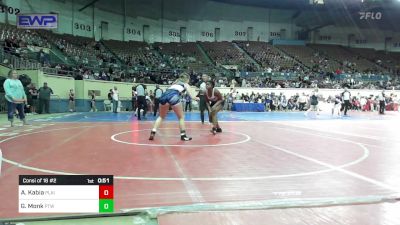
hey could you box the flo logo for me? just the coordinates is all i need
[359,12,382,20]
[17,14,58,29]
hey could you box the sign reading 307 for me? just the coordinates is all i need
[17,14,58,29]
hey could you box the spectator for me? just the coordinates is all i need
[112,86,119,113]
[298,93,307,111]
[305,91,319,116]
[38,82,53,114]
[226,92,234,111]
[3,70,29,127]
[107,89,113,101]
[25,83,32,113]
[279,96,288,111]
[90,90,97,112]
[28,83,38,114]
[184,93,192,112]
[69,89,75,112]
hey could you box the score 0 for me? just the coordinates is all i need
[99,185,113,213]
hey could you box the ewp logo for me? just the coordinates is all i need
[17,14,58,29]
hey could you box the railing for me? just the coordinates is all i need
[42,67,76,77]
[240,71,301,80]
[40,65,231,84]
[127,64,231,76]
[0,50,41,70]
[336,74,390,82]
[239,71,391,82]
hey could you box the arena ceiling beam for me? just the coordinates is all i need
[79,0,100,12]
[292,10,302,19]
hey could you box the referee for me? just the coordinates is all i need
[341,87,351,116]
[378,90,386,115]
[153,84,163,116]
[197,74,209,124]
[136,83,147,120]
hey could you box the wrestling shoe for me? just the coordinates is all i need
[149,131,156,140]
[181,135,192,141]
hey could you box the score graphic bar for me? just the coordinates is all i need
[19,175,114,213]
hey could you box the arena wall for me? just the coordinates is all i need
[2,0,299,42]
[1,0,398,51]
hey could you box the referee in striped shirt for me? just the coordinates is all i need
[136,83,146,120]
[198,74,209,124]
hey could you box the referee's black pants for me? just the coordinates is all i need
[137,96,147,120]
[379,101,385,114]
[343,100,350,115]
[153,98,160,116]
[199,95,209,123]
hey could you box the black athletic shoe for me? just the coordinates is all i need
[210,127,217,135]
[216,128,222,133]
[149,131,156,140]
[181,135,192,141]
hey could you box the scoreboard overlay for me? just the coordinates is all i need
[19,175,114,213]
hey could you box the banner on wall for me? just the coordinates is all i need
[17,14,58,29]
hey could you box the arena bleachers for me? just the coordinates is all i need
[310,44,383,73]
[102,40,167,70]
[349,47,399,74]
[0,22,398,89]
[0,23,46,68]
[200,41,257,71]
[235,41,299,71]
[155,42,214,72]
[277,45,342,72]
[38,30,116,68]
